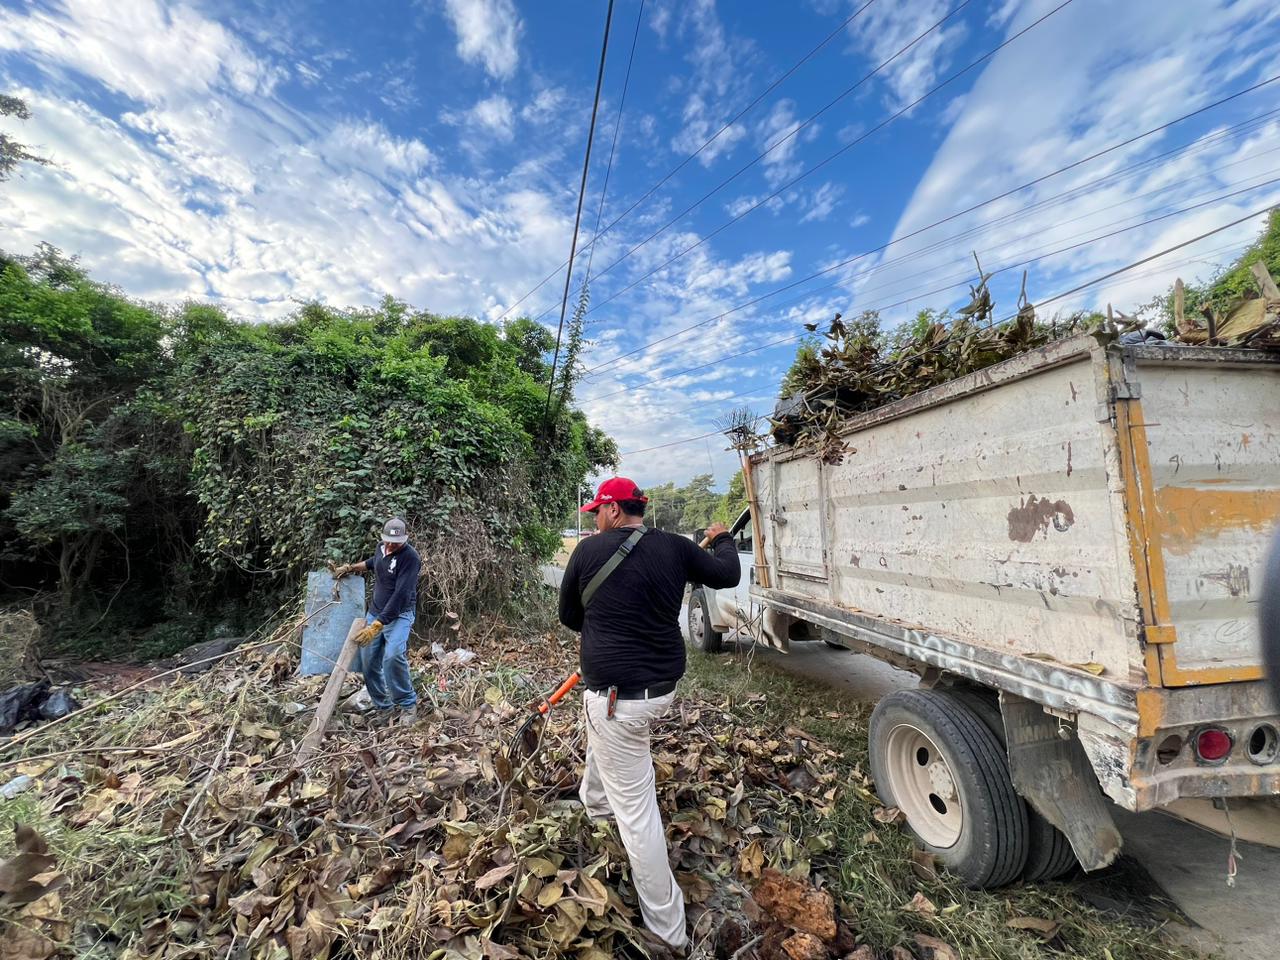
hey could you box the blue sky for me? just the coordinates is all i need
[3,0,1280,491]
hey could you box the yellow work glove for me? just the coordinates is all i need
[331,563,354,579]
[354,620,383,647]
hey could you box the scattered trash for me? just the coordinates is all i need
[155,636,248,676]
[0,680,50,732]
[0,774,33,799]
[438,646,477,667]
[339,685,373,713]
[37,688,79,721]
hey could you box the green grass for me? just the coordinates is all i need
[682,650,1206,960]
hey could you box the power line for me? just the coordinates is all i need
[582,0,645,284]
[615,203,1275,457]
[492,0,881,323]
[560,0,1076,330]
[583,76,1280,376]
[542,0,616,429]
[597,171,1280,409]
[609,236,1247,440]
[549,0,973,321]
[582,145,1280,403]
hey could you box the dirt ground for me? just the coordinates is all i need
[554,534,582,568]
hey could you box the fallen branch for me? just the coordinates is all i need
[1,637,290,754]
[293,617,363,768]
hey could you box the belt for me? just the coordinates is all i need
[585,679,678,700]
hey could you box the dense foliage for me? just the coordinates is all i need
[1151,207,1280,325]
[0,246,615,657]
[629,472,747,533]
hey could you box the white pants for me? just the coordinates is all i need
[579,689,686,949]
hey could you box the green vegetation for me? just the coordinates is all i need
[1150,207,1280,326]
[635,471,747,533]
[0,245,615,659]
[0,94,51,181]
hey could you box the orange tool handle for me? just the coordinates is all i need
[537,672,581,715]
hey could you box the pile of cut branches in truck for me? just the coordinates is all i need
[774,229,1280,462]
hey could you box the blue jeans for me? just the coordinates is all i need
[357,611,417,709]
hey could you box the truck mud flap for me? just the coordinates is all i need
[1000,693,1122,871]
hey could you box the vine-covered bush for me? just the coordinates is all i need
[0,247,615,658]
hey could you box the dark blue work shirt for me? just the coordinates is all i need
[364,543,421,622]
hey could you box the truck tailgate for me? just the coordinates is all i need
[1124,346,1280,684]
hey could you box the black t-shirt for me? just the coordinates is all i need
[558,527,741,689]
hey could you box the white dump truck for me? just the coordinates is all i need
[688,334,1280,887]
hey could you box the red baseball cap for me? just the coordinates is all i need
[580,477,648,513]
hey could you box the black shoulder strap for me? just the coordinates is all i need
[581,526,647,607]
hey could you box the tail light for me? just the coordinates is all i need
[1193,727,1233,763]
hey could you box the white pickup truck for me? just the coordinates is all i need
[688,334,1280,887]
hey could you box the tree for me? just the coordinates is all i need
[1,95,52,182]
[0,245,616,658]
[779,335,820,398]
[1,246,176,614]
[1150,208,1280,327]
[712,469,748,526]
[679,474,720,531]
[503,316,555,380]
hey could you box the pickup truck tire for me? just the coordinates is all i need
[942,687,1078,883]
[869,690,1029,888]
[687,590,724,653]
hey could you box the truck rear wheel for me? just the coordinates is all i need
[869,690,1029,888]
[687,590,724,653]
[941,687,1079,883]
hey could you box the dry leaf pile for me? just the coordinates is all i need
[0,628,866,960]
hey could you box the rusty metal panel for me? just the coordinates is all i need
[794,353,1142,679]
[1135,356,1280,680]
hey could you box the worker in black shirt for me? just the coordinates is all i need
[333,517,421,727]
[559,477,740,950]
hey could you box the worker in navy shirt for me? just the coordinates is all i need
[333,517,421,726]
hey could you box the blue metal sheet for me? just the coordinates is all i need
[299,571,366,676]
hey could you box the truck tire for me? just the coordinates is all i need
[942,687,1078,883]
[869,689,1029,888]
[687,589,724,654]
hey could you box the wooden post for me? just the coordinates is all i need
[294,616,363,768]
[1173,278,1185,331]
[739,450,771,590]
[1250,260,1280,300]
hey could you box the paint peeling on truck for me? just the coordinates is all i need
[749,336,1280,814]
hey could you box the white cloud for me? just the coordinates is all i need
[520,87,565,124]
[0,1,578,325]
[726,193,785,218]
[850,211,871,228]
[757,99,810,187]
[860,0,1280,327]
[440,0,522,80]
[846,0,968,109]
[470,94,515,140]
[0,0,281,105]
[667,0,756,166]
[800,182,844,223]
